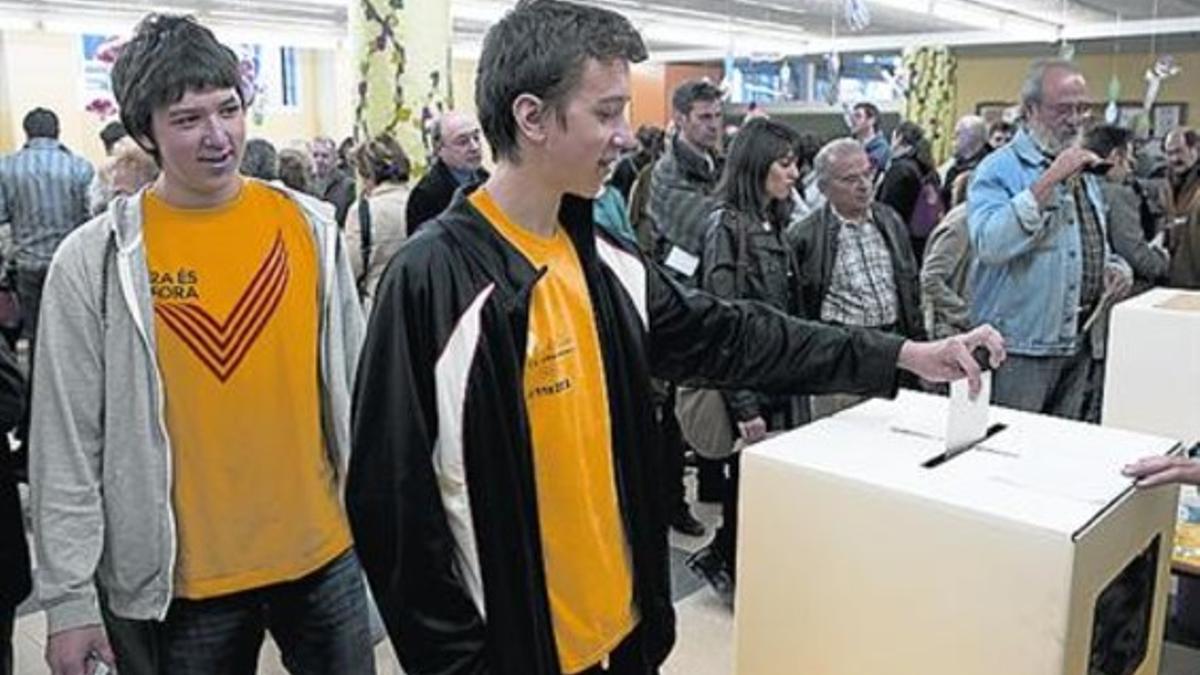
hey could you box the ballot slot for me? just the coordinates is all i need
[921,423,1008,469]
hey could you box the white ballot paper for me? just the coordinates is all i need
[946,371,991,453]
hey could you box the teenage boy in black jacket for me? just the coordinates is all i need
[346,2,1006,674]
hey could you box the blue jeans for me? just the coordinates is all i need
[104,549,374,675]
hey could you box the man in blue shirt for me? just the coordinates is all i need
[968,59,1131,420]
[0,107,93,474]
[851,102,890,174]
[0,108,94,342]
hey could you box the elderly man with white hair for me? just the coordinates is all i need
[968,58,1132,421]
[941,114,990,205]
[787,138,925,417]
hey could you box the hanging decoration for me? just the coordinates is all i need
[354,0,409,142]
[824,52,842,107]
[902,46,957,164]
[880,63,910,100]
[779,59,793,100]
[1143,54,1180,112]
[353,0,450,175]
[236,48,269,127]
[83,36,126,121]
[1105,75,1121,124]
[826,0,842,108]
[844,0,871,32]
[1104,14,1121,125]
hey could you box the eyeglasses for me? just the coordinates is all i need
[1043,102,1093,118]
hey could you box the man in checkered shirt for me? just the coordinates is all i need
[786,138,925,417]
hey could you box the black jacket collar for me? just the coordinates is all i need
[433,185,600,301]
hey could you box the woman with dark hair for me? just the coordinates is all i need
[878,120,943,261]
[344,134,412,310]
[686,117,805,603]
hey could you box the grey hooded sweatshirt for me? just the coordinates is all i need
[29,180,365,635]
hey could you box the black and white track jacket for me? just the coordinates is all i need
[346,187,906,675]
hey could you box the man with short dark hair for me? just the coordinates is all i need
[32,14,372,675]
[646,78,724,279]
[1164,128,1200,287]
[0,108,93,343]
[347,2,1005,673]
[0,107,93,478]
[98,121,126,154]
[1082,125,1169,294]
[90,121,131,215]
[969,59,1131,420]
[406,110,488,234]
[310,135,356,227]
[988,120,1016,150]
[644,78,727,535]
[850,101,890,172]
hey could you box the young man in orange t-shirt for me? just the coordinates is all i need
[31,15,371,675]
[348,2,1005,673]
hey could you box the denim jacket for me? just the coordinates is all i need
[967,127,1127,357]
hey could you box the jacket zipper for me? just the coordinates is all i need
[113,231,177,619]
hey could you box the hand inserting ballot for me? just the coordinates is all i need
[896,324,1007,399]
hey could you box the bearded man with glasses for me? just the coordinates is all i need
[967,58,1133,421]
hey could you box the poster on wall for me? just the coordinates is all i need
[81,34,122,119]
[79,34,300,124]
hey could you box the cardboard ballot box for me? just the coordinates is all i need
[1103,288,1200,445]
[735,391,1181,675]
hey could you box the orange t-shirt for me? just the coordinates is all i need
[143,181,350,599]
[469,189,637,673]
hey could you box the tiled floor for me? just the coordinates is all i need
[13,487,1200,674]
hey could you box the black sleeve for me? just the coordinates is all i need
[0,336,27,609]
[878,163,921,224]
[406,183,439,238]
[346,245,489,675]
[648,261,904,397]
[333,181,356,229]
[0,339,24,430]
[699,221,763,421]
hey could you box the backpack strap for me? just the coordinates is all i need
[357,197,372,293]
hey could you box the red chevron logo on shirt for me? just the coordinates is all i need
[155,232,290,382]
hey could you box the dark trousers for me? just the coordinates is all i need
[991,349,1097,422]
[103,549,374,675]
[657,385,689,512]
[1,607,12,675]
[709,452,742,573]
[14,267,46,345]
[578,623,658,675]
[13,266,47,471]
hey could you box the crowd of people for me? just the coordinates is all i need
[0,0,1197,674]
